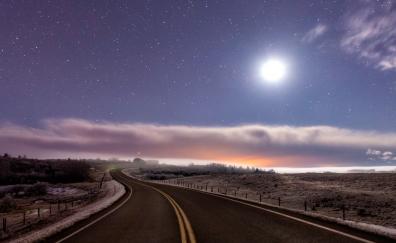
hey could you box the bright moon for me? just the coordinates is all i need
[259,59,287,83]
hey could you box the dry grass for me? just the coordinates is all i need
[173,173,396,228]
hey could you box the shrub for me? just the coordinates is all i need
[357,208,371,217]
[0,157,92,185]
[55,161,91,183]
[0,195,17,213]
[10,185,25,196]
[25,183,47,196]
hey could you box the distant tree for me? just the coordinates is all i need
[132,158,147,168]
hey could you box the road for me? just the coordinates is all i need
[47,170,394,243]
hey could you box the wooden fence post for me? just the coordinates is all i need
[245,193,248,199]
[37,208,41,218]
[259,194,262,203]
[3,218,6,232]
[99,172,105,189]
[278,197,281,206]
[342,205,346,220]
[211,186,213,192]
[304,201,307,211]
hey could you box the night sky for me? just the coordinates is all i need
[1,1,396,169]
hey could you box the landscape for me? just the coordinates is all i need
[1,0,396,243]
[133,161,396,227]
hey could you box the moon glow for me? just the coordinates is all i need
[259,59,287,83]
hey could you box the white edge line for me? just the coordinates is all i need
[121,172,375,243]
[55,173,133,243]
[202,192,374,243]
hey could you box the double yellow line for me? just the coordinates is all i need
[149,186,196,243]
[125,175,196,243]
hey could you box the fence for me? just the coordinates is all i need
[158,178,351,221]
[0,193,99,240]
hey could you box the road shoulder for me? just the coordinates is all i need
[9,179,126,243]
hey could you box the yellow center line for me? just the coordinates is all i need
[155,188,188,243]
[170,198,196,243]
[160,181,375,243]
[126,177,196,243]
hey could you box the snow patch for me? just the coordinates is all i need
[10,180,125,243]
[47,186,85,196]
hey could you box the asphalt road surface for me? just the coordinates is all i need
[47,170,394,243]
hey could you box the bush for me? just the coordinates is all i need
[10,185,25,196]
[25,183,47,196]
[0,157,91,185]
[55,161,91,183]
[357,208,371,217]
[0,195,17,213]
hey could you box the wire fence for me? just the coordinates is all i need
[0,172,111,240]
[0,192,99,240]
[158,178,352,221]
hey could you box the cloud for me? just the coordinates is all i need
[366,148,382,156]
[302,23,327,43]
[2,118,396,167]
[340,2,396,70]
[366,149,396,162]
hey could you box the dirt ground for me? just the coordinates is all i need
[173,173,396,228]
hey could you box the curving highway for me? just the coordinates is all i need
[46,170,394,243]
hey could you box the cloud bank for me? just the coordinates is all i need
[1,118,396,167]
